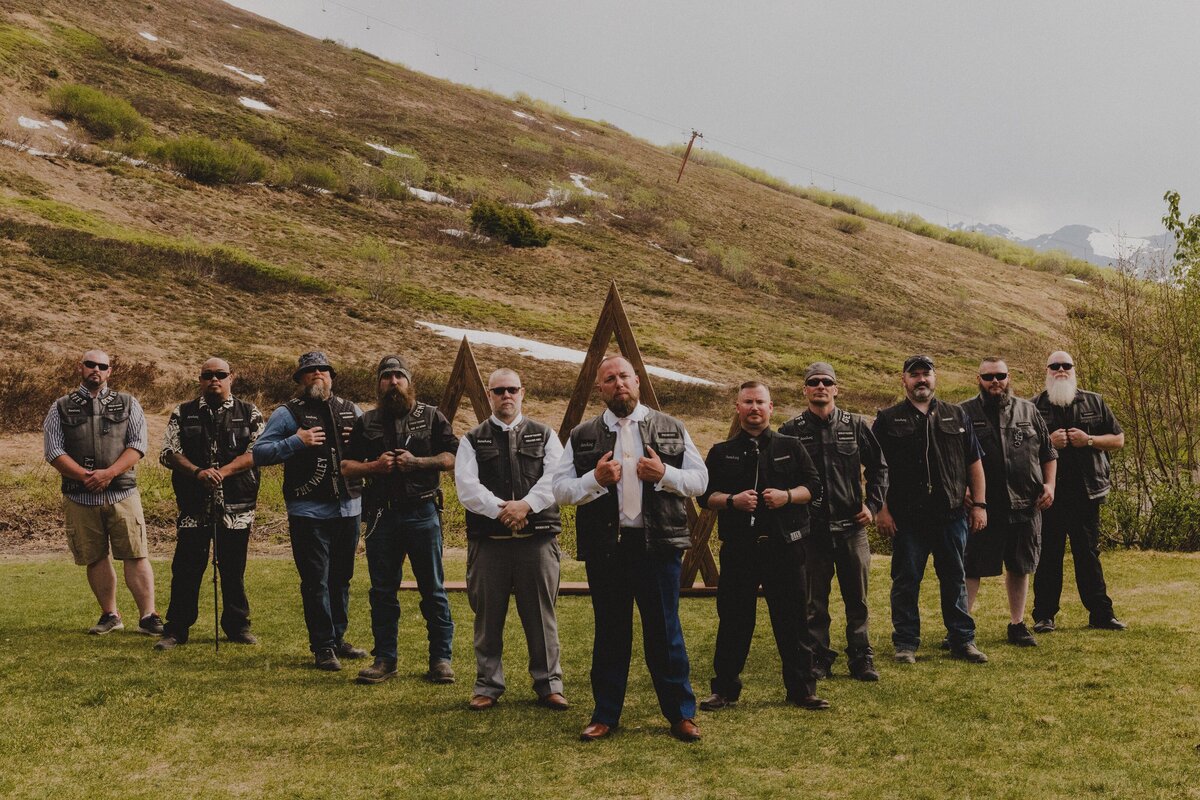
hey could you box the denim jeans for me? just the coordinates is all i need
[584,544,696,727]
[288,515,360,653]
[365,501,454,663]
[890,512,975,650]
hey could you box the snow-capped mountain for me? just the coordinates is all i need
[953,222,1174,268]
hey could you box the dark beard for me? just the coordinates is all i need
[379,384,415,417]
[983,387,1012,407]
[605,395,638,418]
[298,382,331,402]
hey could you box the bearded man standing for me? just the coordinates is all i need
[342,355,458,685]
[253,352,368,671]
[553,355,709,743]
[959,357,1056,647]
[1031,351,1127,633]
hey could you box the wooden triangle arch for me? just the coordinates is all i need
[438,336,491,426]
[558,281,721,588]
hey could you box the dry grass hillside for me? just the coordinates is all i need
[0,0,1096,541]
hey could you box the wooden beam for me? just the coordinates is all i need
[439,337,490,425]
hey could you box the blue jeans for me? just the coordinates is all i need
[890,512,975,650]
[365,501,454,663]
[288,515,360,653]
[584,545,696,726]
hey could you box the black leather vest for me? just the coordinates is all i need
[1031,389,1115,500]
[282,396,361,503]
[960,393,1049,511]
[781,408,874,532]
[357,403,443,504]
[464,418,561,539]
[56,389,137,495]
[569,408,690,560]
[172,397,261,517]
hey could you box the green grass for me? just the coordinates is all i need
[0,550,1195,798]
[48,83,149,140]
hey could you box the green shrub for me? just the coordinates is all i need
[48,83,148,139]
[158,136,269,185]
[833,215,866,234]
[289,160,343,192]
[380,153,427,188]
[469,198,550,247]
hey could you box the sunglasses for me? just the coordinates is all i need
[82,360,110,371]
[200,371,231,381]
[805,378,836,387]
[301,365,332,375]
[979,372,1008,382]
[490,386,522,396]
[1047,362,1074,372]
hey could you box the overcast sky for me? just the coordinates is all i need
[226,0,1200,238]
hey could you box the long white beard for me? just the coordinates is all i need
[1045,374,1077,407]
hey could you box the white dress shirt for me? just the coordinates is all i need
[455,414,563,520]
[551,403,708,527]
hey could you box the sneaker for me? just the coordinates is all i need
[1033,618,1055,633]
[315,648,342,671]
[849,654,880,682]
[893,648,916,664]
[137,613,164,636]
[154,635,180,651]
[949,642,989,663]
[88,612,124,635]
[1007,622,1038,647]
[227,630,258,645]
[335,640,368,659]
[699,693,737,711]
[356,658,398,684]
[427,659,455,683]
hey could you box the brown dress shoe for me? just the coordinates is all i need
[579,721,612,742]
[537,692,570,711]
[468,694,497,711]
[790,695,832,711]
[670,718,702,742]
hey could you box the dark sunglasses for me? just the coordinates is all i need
[200,371,231,381]
[490,386,522,396]
[805,378,836,387]
[301,365,332,375]
[1047,362,1074,372]
[979,372,1008,382]
[82,360,110,371]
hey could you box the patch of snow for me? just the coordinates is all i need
[647,241,663,250]
[511,110,539,122]
[569,130,582,137]
[569,173,607,198]
[300,185,332,194]
[318,109,334,116]
[1087,230,1150,261]
[51,119,68,130]
[501,162,508,168]
[1,139,57,157]
[417,322,716,385]
[674,255,693,263]
[1067,277,1089,285]
[366,142,415,159]
[17,116,48,130]
[440,228,490,242]
[610,213,625,220]
[139,31,159,42]
[224,65,266,84]
[230,24,242,29]
[512,187,570,209]
[408,187,455,204]
[238,97,273,111]
[554,216,584,225]
[553,125,567,132]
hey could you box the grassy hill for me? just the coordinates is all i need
[0,0,1098,539]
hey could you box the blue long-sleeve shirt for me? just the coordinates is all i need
[253,404,362,519]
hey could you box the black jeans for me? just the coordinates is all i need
[288,515,360,653]
[163,525,251,643]
[804,525,872,664]
[1033,494,1115,623]
[711,536,815,701]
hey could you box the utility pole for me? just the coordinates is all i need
[676,129,703,183]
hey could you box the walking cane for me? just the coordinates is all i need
[211,489,222,653]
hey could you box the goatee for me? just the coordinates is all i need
[380,384,415,417]
[605,395,638,418]
[1046,374,1077,407]
[983,387,1012,406]
[298,382,331,402]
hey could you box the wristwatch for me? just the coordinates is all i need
[1086,436,1094,447]
[973,502,988,510]
[726,494,735,510]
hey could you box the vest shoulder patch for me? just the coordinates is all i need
[656,430,681,439]
[577,439,596,452]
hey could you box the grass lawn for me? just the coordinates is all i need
[0,549,1197,799]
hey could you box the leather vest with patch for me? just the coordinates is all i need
[357,403,443,505]
[283,396,361,504]
[464,418,561,539]
[173,397,261,517]
[56,389,137,495]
